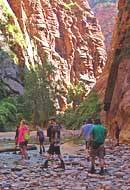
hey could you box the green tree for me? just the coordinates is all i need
[58,91,101,129]
[67,82,86,109]
[0,79,8,99]
[23,55,56,127]
[0,98,17,131]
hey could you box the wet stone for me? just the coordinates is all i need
[0,143,129,189]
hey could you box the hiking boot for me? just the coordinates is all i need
[89,166,96,174]
[43,147,45,153]
[39,148,42,155]
[43,160,48,168]
[61,160,65,170]
[98,168,105,175]
[89,168,96,174]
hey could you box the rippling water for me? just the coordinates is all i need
[0,139,15,150]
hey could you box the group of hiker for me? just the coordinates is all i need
[14,117,65,169]
[14,117,121,175]
[80,118,121,175]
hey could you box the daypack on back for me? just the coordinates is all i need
[23,126,30,141]
[91,124,107,149]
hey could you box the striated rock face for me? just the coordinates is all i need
[103,0,130,141]
[0,0,27,95]
[5,0,106,107]
[88,0,118,50]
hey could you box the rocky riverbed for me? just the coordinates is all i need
[0,142,130,190]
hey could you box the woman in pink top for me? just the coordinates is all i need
[18,120,30,159]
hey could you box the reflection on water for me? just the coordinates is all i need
[61,141,82,154]
[0,140,15,149]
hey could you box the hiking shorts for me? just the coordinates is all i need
[48,144,61,155]
[19,141,28,148]
[90,144,105,159]
[39,139,44,145]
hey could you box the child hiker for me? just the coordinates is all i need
[36,126,45,154]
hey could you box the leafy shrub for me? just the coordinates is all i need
[0,79,8,99]
[57,91,101,129]
[67,82,86,109]
[63,2,77,10]
[0,98,17,131]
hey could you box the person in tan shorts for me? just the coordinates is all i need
[89,118,107,175]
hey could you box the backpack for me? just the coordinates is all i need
[23,127,30,141]
[47,126,52,137]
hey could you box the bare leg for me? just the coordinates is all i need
[20,147,24,159]
[14,143,17,154]
[86,147,90,161]
[99,158,105,168]
[99,158,105,175]
[43,153,52,168]
[89,156,96,173]
[58,154,65,169]
[39,144,42,154]
[42,144,45,153]
[23,146,28,159]
[115,137,119,146]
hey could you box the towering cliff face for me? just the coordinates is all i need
[88,0,118,50]
[103,0,130,141]
[0,0,107,111]
[0,0,27,95]
[6,0,106,94]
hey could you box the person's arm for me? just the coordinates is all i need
[36,131,39,141]
[79,126,83,137]
[88,128,94,146]
[104,128,108,139]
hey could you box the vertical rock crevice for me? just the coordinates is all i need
[103,0,130,141]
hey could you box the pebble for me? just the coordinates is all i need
[0,144,130,190]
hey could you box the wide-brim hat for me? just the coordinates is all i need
[49,116,56,121]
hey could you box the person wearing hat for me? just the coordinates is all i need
[43,117,65,169]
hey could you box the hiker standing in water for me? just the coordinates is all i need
[47,119,54,143]
[89,118,107,175]
[43,117,65,169]
[18,120,30,160]
[114,121,121,146]
[14,125,20,154]
[36,126,45,154]
[80,118,94,160]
